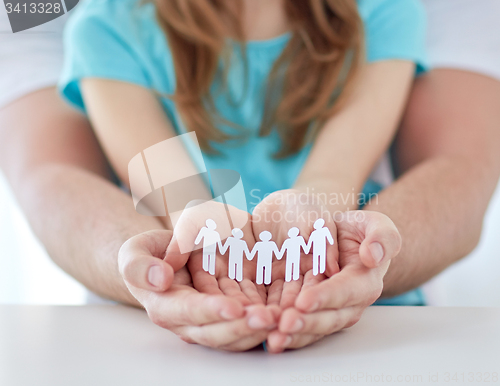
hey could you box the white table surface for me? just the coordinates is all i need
[0,305,498,386]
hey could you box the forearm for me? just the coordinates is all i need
[366,69,500,297]
[15,164,164,305]
[295,61,414,211]
[364,155,494,296]
[0,87,163,306]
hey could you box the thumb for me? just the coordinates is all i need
[347,211,402,268]
[118,230,175,292]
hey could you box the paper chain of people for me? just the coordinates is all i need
[194,218,334,285]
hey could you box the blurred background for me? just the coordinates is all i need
[1,169,500,306]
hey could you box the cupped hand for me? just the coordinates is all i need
[165,200,268,306]
[265,210,402,353]
[252,189,340,310]
[119,228,279,351]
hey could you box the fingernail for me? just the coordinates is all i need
[369,242,384,263]
[248,316,267,330]
[148,266,163,288]
[308,302,319,313]
[283,335,292,348]
[220,308,239,321]
[290,318,304,333]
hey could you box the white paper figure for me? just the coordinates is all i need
[278,227,308,282]
[247,231,281,285]
[220,228,250,282]
[306,218,334,276]
[194,219,222,276]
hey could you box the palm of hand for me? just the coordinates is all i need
[186,245,267,306]
[166,200,267,307]
[168,192,345,348]
[251,190,340,309]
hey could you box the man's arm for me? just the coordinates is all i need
[364,69,500,297]
[0,87,171,305]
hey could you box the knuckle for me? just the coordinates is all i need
[367,287,383,305]
[326,315,343,335]
[147,310,168,329]
[121,260,136,282]
[387,229,403,255]
[345,311,363,328]
[117,242,133,277]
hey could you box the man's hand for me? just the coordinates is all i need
[265,211,402,353]
[119,229,279,351]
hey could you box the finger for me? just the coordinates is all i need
[279,276,303,309]
[164,214,199,272]
[219,334,269,352]
[278,271,323,309]
[179,304,276,348]
[301,269,325,290]
[278,306,361,336]
[256,282,268,304]
[118,230,175,291]
[190,259,224,296]
[218,277,253,306]
[238,279,266,305]
[295,264,385,312]
[266,330,322,353]
[149,287,245,328]
[219,305,281,351]
[339,211,402,268]
[267,279,284,306]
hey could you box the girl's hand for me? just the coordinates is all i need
[119,229,279,351]
[165,200,268,306]
[252,189,340,310]
[265,211,402,353]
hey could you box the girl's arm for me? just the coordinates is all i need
[294,60,415,210]
[80,79,211,224]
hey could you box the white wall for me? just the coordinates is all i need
[423,184,500,306]
[0,172,87,305]
[1,170,499,306]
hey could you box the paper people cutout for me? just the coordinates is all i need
[195,218,333,282]
[220,228,250,282]
[194,219,222,275]
[247,231,281,285]
[306,218,334,276]
[278,227,309,282]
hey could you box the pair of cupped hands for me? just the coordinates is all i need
[118,189,402,353]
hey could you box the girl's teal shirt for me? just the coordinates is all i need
[59,0,428,306]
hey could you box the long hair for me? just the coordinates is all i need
[153,0,363,157]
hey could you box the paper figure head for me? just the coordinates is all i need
[288,227,300,237]
[259,231,272,242]
[206,219,217,230]
[232,228,243,239]
[313,218,325,230]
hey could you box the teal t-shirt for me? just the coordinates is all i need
[59,0,428,306]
